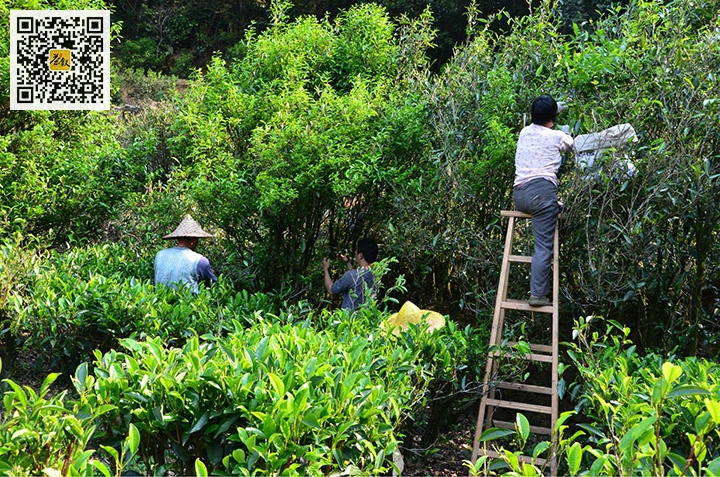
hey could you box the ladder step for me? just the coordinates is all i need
[506,341,553,354]
[477,448,548,467]
[493,419,553,436]
[500,210,532,219]
[495,381,554,395]
[485,399,552,415]
[501,299,554,313]
[489,350,553,363]
[508,254,532,263]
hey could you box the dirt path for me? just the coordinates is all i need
[403,413,476,476]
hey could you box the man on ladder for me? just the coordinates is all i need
[512,95,574,306]
[470,95,572,476]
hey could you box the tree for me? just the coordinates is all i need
[141,2,435,292]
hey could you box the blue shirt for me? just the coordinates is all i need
[154,246,217,294]
[331,267,375,311]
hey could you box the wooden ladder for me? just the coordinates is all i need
[470,210,560,476]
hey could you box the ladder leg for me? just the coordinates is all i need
[472,211,561,477]
[549,220,560,477]
[471,216,515,463]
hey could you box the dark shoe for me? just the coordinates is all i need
[529,295,550,306]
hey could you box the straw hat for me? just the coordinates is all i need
[163,214,213,239]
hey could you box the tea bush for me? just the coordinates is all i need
[0,362,118,476]
[554,0,720,353]
[383,0,720,355]
[134,2,434,292]
[7,242,279,377]
[86,308,471,475]
[565,317,720,476]
[1,1,135,247]
[0,234,43,380]
[1,299,480,474]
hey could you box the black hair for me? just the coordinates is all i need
[531,95,558,126]
[357,238,378,263]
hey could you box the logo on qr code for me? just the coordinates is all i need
[10,10,110,111]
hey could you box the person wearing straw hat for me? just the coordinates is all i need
[154,214,217,294]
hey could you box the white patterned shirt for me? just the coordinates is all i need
[514,123,574,187]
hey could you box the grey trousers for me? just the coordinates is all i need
[513,179,559,298]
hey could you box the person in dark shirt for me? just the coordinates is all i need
[322,238,378,311]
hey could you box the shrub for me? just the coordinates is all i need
[385,0,720,354]
[565,317,720,475]
[0,364,117,476]
[8,243,279,377]
[88,307,473,475]
[0,234,42,380]
[148,2,433,293]
[468,317,720,476]
[116,37,169,72]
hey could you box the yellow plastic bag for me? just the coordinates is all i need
[382,301,446,336]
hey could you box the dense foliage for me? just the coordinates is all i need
[386,0,720,353]
[470,317,720,476]
[107,0,626,76]
[1,0,134,246]
[117,1,435,293]
[1,301,479,475]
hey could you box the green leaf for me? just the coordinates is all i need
[71,450,94,470]
[662,362,682,384]
[268,372,285,398]
[522,463,538,477]
[189,411,210,434]
[667,385,711,398]
[577,423,606,439]
[127,423,140,456]
[302,412,321,429]
[516,413,530,441]
[74,362,88,394]
[667,452,688,472]
[100,445,119,463]
[195,459,208,477]
[532,441,551,458]
[39,373,62,397]
[567,442,583,475]
[705,399,720,424]
[94,404,117,416]
[92,461,112,477]
[213,415,239,438]
[706,456,720,475]
[652,377,667,404]
[589,455,610,475]
[619,415,656,450]
[153,406,166,425]
[695,411,712,434]
[207,442,224,466]
[479,427,515,442]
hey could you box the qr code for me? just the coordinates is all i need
[10,10,110,111]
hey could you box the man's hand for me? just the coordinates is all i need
[323,258,334,294]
